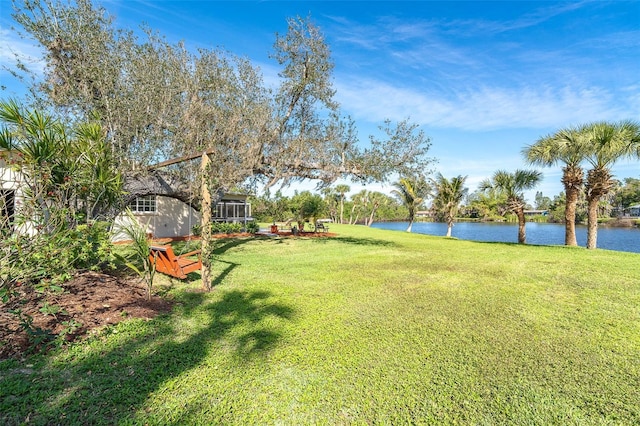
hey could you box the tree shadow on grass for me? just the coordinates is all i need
[211,237,253,255]
[0,285,295,424]
[473,240,573,250]
[313,235,399,247]
[211,259,238,288]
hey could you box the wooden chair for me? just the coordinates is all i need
[149,245,202,279]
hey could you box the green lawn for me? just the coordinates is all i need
[2,224,639,425]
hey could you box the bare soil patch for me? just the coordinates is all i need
[0,272,173,360]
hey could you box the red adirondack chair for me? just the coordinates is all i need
[149,245,202,279]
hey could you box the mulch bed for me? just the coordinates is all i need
[0,272,173,360]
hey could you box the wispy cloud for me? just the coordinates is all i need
[336,76,637,131]
[442,1,590,35]
[0,27,45,76]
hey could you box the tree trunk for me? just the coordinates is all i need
[200,153,212,291]
[349,204,356,225]
[586,196,599,249]
[446,220,453,238]
[585,167,613,250]
[564,185,579,246]
[367,204,379,227]
[406,220,413,233]
[517,208,526,244]
[339,199,344,224]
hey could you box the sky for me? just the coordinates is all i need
[1,0,639,204]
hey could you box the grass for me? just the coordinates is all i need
[2,224,639,424]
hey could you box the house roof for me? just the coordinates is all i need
[220,193,249,201]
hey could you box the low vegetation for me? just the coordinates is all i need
[2,224,639,424]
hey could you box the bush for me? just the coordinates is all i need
[245,221,259,234]
[1,220,115,304]
[211,222,243,234]
[23,222,114,284]
[70,221,115,271]
[192,222,244,236]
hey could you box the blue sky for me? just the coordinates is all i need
[1,0,639,203]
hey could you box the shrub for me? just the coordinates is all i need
[69,221,115,271]
[1,220,115,295]
[192,222,245,236]
[211,222,243,234]
[245,221,259,234]
[113,209,156,300]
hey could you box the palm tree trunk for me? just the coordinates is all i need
[586,197,599,249]
[564,186,579,246]
[446,221,452,237]
[406,220,413,232]
[348,204,356,225]
[367,208,376,227]
[517,208,526,244]
[585,168,613,250]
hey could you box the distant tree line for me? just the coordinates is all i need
[250,188,408,228]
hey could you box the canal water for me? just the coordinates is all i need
[370,221,640,254]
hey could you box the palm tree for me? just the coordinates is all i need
[320,186,338,223]
[366,191,388,227]
[480,169,542,244]
[391,176,429,232]
[349,189,369,225]
[334,184,350,224]
[431,173,468,237]
[523,127,587,246]
[582,120,640,249]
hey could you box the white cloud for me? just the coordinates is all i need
[335,76,636,131]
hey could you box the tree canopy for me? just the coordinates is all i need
[391,176,430,232]
[480,169,542,244]
[431,173,468,237]
[10,0,435,209]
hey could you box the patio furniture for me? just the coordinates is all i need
[149,245,202,279]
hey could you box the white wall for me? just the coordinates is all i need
[112,196,201,242]
[1,155,36,235]
[1,157,22,191]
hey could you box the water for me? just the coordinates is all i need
[371,221,640,254]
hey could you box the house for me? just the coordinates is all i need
[415,210,433,219]
[2,149,252,240]
[624,204,640,217]
[0,149,27,235]
[523,209,548,217]
[112,193,252,241]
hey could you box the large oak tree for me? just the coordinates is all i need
[11,0,435,211]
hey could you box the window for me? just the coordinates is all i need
[214,201,248,220]
[128,195,156,213]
